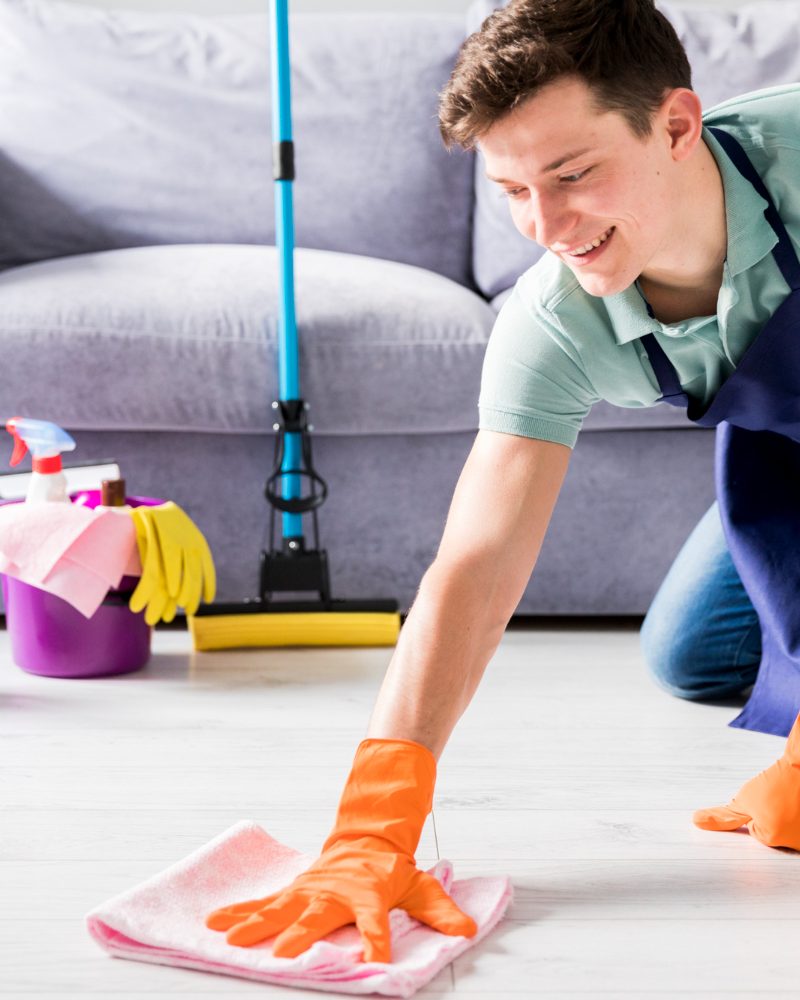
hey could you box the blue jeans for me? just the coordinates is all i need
[640,501,762,700]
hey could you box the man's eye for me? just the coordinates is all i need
[560,168,591,183]
[501,187,526,199]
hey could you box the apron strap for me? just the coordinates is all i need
[640,332,689,407]
[707,126,800,291]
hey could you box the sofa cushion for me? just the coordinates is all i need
[467,0,800,299]
[0,0,474,286]
[0,245,494,436]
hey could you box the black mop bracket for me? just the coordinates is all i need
[264,399,328,515]
[261,398,332,604]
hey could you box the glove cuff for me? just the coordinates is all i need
[323,738,437,858]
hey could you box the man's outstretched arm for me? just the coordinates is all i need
[368,428,571,758]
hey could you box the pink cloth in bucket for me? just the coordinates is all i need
[86,820,513,997]
[0,502,137,616]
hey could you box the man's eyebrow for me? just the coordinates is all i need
[542,147,593,172]
[486,147,594,184]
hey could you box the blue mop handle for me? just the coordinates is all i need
[270,0,302,538]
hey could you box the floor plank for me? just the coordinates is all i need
[451,919,800,992]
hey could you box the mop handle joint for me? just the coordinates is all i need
[273,140,295,182]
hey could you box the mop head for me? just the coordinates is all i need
[188,605,401,650]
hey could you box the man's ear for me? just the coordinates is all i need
[659,87,704,162]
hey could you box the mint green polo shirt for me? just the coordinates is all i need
[478,84,800,448]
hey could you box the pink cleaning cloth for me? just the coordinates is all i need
[86,820,512,998]
[0,502,137,617]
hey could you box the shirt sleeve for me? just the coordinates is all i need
[478,283,599,449]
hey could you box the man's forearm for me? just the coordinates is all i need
[366,558,508,760]
[367,431,570,760]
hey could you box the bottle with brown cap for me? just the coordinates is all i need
[98,478,131,513]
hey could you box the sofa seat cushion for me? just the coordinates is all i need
[0,244,495,436]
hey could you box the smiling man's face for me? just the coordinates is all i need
[480,75,688,298]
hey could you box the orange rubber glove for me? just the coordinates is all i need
[205,738,478,962]
[693,712,800,850]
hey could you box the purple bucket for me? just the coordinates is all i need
[1,492,162,679]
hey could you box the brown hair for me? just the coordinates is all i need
[439,0,692,149]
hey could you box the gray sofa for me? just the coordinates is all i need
[1,0,798,616]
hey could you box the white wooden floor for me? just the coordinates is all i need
[3,621,799,999]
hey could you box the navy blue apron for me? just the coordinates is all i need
[640,126,800,739]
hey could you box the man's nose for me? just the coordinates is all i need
[521,190,576,248]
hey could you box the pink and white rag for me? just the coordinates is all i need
[0,502,139,617]
[86,820,512,997]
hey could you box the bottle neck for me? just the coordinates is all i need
[32,455,62,474]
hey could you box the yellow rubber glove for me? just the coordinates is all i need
[205,738,478,962]
[146,502,215,613]
[128,507,176,626]
[129,503,214,624]
[693,712,800,850]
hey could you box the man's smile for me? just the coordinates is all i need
[555,226,615,257]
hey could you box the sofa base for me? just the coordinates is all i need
[0,426,715,618]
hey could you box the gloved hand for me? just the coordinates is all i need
[205,738,478,962]
[693,712,800,850]
[129,502,215,625]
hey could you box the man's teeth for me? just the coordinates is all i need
[570,228,613,256]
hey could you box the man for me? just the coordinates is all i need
[205,0,800,963]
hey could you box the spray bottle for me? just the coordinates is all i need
[5,417,77,504]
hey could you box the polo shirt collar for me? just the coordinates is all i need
[604,125,777,346]
[704,126,777,278]
[603,283,656,345]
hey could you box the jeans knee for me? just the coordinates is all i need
[641,501,761,702]
[640,607,759,701]
[640,610,704,699]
